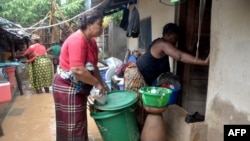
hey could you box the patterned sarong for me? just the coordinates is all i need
[53,72,92,141]
[28,55,53,90]
[124,62,148,132]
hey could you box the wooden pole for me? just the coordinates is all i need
[49,0,57,43]
[54,2,74,33]
[10,38,24,95]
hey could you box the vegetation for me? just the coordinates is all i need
[0,0,123,31]
[0,0,86,27]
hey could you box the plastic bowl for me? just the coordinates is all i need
[139,87,172,108]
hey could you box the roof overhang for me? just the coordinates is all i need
[0,17,30,39]
[91,0,130,16]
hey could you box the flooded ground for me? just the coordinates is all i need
[0,80,103,141]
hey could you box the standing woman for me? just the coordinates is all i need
[124,23,209,132]
[52,10,106,141]
[23,34,53,94]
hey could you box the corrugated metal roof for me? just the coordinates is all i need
[0,17,30,39]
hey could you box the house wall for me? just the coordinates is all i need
[108,21,127,61]
[206,0,250,140]
[127,0,176,71]
[127,0,175,51]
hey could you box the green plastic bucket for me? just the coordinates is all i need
[90,90,139,141]
[139,87,172,107]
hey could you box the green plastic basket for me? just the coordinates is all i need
[139,87,172,108]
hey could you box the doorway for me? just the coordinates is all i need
[177,0,211,115]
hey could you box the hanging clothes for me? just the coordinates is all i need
[126,7,140,38]
[119,7,130,31]
[129,0,137,4]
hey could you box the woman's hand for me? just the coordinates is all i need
[204,54,210,65]
[95,83,106,96]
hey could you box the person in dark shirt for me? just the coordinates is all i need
[124,23,209,131]
[47,40,63,73]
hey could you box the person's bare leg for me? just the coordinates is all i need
[44,87,50,93]
[36,89,42,94]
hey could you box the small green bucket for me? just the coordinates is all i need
[91,90,139,141]
[139,87,172,108]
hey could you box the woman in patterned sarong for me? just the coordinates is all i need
[124,23,210,132]
[24,34,53,94]
[124,62,147,132]
[52,10,106,141]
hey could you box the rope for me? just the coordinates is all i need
[30,13,50,29]
[195,0,206,60]
[6,0,107,32]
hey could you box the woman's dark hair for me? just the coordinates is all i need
[78,10,103,30]
[162,23,179,36]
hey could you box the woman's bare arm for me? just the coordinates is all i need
[160,41,209,65]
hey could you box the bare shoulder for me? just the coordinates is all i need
[153,39,173,51]
[151,39,171,57]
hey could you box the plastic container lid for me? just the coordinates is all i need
[94,90,138,111]
[99,66,109,71]
[105,67,116,81]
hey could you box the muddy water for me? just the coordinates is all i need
[0,93,103,141]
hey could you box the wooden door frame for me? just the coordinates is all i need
[174,0,211,112]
